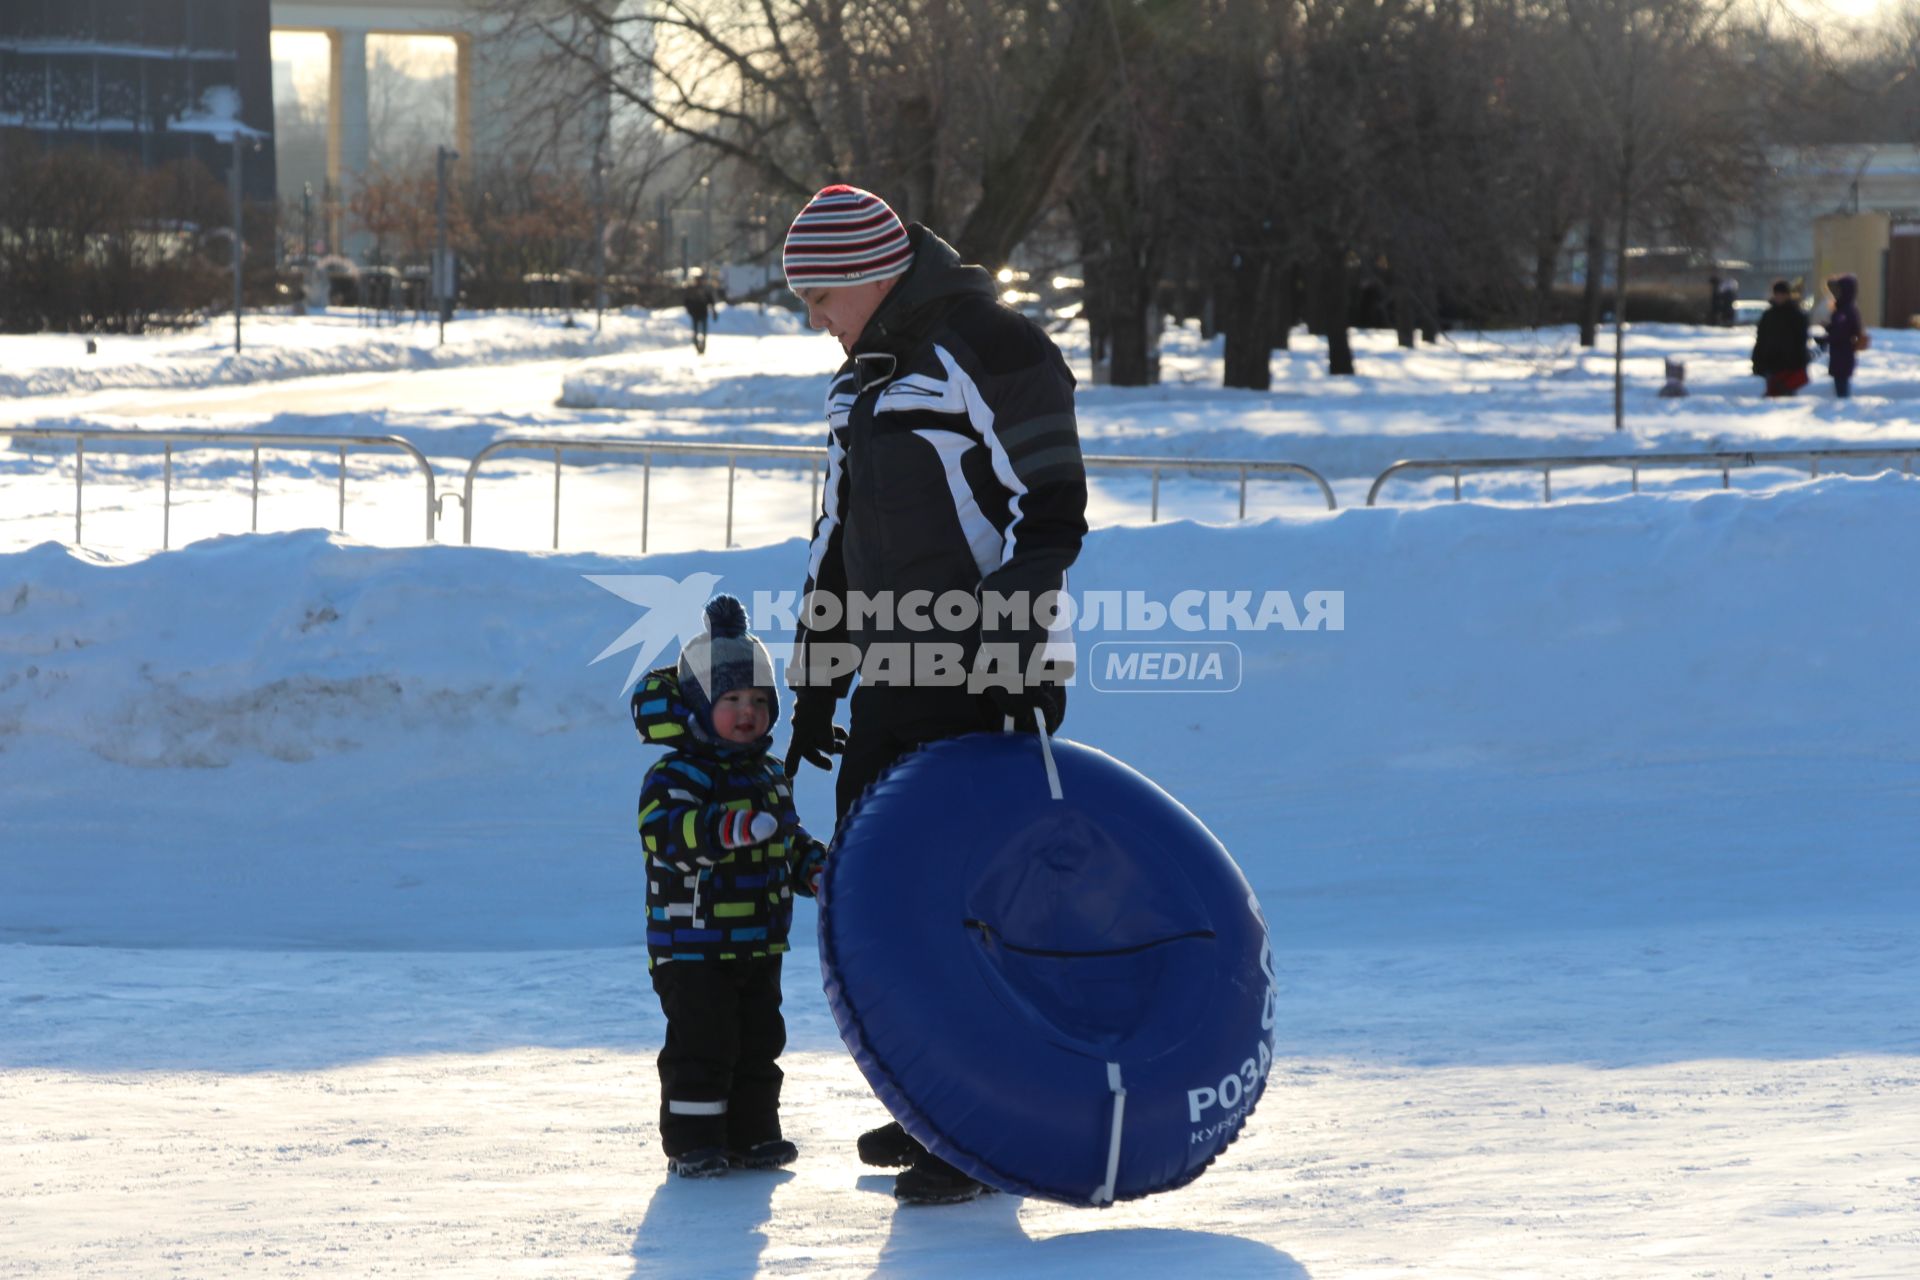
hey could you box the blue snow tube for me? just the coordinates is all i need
[819,732,1275,1206]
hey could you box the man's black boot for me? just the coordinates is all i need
[893,1152,991,1205]
[857,1120,926,1168]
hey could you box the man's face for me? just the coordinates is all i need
[799,279,895,353]
[1773,288,1791,305]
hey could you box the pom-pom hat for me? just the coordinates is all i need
[677,594,778,743]
[783,185,914,289]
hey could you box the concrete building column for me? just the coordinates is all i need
[453,34,474,181]
[327,27,369,254]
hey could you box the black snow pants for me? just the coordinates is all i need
[833,683,1060,820]
[649,956,786,1157]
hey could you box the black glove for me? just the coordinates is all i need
[784,690,847,775]
[980,681,1066,735]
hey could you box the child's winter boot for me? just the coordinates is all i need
[668,1147,730,1179]
[728,1138,798,1170]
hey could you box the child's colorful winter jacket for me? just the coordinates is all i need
[630,666,826,969]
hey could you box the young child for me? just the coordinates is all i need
[630,594,826,1178]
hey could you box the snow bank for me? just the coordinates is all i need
[559,321,1920,477]
[4,475,1917,949]
[0,311,690,399]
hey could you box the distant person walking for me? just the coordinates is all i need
[1822,273,1866,399]
[1751,279,1811,398]
[683,271,718,354]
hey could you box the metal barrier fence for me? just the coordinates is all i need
[3,427,438,546]
[15,427,1919,550]
[458,437,1339,550]
[1366,445,1920,506]
[459,438,825,552]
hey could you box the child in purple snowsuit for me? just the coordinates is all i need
[1823,274,1865,399]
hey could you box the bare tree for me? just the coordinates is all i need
[487,0,1174,268]
[1558,0,1765,425]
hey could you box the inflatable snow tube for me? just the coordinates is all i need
[819,732,1275,1206]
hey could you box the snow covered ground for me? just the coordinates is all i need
[0,310,689,401]
[3,314,1919,1277]
[8,313,1920,560]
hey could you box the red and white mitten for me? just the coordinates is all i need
[717,810,780,850]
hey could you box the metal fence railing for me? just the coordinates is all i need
[3,427,438,546]
[458,439,827,552]
[1366,446,1920,507]
[16,427,1919,551]
[459,437,1339,550]
[1088,453,1338,520]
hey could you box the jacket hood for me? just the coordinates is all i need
[1831,273,1858,306]
[630,666,771,758]
[852,224,998,362]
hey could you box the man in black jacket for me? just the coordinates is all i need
[779,185,1089,1204]
[1752,279,1811,397]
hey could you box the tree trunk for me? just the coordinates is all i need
[1108,248,1156,386]
[1084,249,1111,380]
[1393,282,1416,348]
[1270,261,1293,352]
[954,0,1179,266]
[1321,249,1355,376]
[1533,240,1558,325]
[1613,167,1630,432]
[1579,215,1605,348]
[897,96,939,228]
[1221,246,1274,390]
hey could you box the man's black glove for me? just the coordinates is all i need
[980,681,1066,735]
[784,690,847,775]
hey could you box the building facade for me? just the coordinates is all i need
[0,0,278,201]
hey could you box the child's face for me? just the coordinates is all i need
[711,688,772,743]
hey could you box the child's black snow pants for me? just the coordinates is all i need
[650,956,785,1157]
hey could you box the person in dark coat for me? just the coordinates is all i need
[1823,273,1866,399]
[1751,279,1811,397]
[780,184,1088,1206]
[682,271,717,352]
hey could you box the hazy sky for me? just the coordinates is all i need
[1777,0,1902,23]
[271,31,456,109]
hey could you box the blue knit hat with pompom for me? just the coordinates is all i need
[677,594,777,741]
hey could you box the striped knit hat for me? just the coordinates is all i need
[783,185,914,289]
[677,594,777,745]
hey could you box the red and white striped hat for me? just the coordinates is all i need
[782,185,914,289]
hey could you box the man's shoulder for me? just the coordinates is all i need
[936,295,1065,379]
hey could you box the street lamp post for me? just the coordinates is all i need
[297,182,313,316]
[701,174,712,278]
[435,145,459,346]
[230,134,245,354]
[593,156,608,335]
